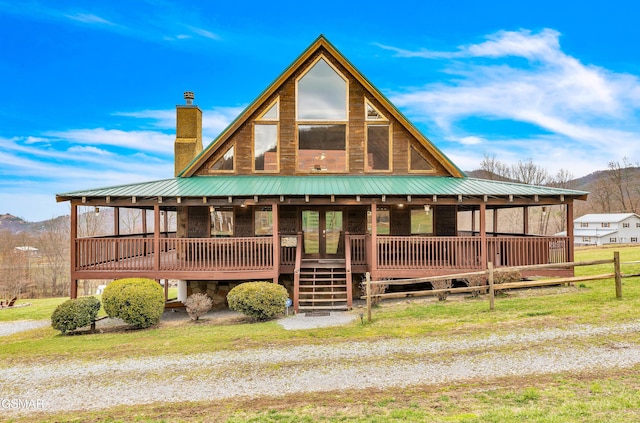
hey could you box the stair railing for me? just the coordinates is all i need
[345,232,353,309]
[293,232,303,312]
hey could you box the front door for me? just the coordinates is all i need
[302,209,343,258]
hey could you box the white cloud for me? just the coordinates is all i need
[115,106,244,141]
[64,13,115,26]
[45,128,174,154]
[187,25,220,40]
[383,28,640,175]
[67,145,114,156]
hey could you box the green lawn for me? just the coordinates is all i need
[1,246,640,422]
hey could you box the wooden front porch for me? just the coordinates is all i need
[72,233,572,296]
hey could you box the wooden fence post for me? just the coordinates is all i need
[488,262,495,311]
[366,272,372,322]
[614,251,622,299]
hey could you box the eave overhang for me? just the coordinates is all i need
[56,175,588,207]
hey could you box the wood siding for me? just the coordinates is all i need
[195,46,451,178]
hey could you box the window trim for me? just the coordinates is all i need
[295,55,349,173]
[408,144,437,174]
[295,55,349,122]
[208,144,236,173]
[365,122,393,173]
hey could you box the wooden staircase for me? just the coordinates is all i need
[297,260,349,311]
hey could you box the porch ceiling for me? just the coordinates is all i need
[56,175,588,202]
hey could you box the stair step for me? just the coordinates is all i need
[299,285,347,289]
[298,298,347,303]
[299,305,348,311]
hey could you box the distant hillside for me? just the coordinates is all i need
[0,213,69,234]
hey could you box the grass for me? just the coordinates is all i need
[2,246,640,422]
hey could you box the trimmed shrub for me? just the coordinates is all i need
[227,281,288,321]
[184,293,213,321]
[51,296,101,334]
[102,278,164,328]
[431,278,452,301]
[465,274,487,297]
[360,276,388,306]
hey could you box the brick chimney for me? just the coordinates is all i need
[174,91,203,176]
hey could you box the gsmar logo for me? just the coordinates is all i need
[1,398,45,410]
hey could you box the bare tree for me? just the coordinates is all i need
[479,153,511,180]
[605,158,640,213]
[36,217,70,297]
[548,169,575,234]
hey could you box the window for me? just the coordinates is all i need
[254,125,278,171]
[296,57,347,172]
[254,208,273,236]
[210,208,233,236]
[365,100,391,171]
[637,223,640,228]
[582,237,591,243]
[297,58,346,120]
[609,237,617,243]
[601,222,610,228]
[210,145,234,172]
[632,237,638,243]
[254,100,279,172]
[298,125,346,171]
[623,222,630,228]
[409,145,434,172]
[367,207,390,234]
[580,222,589,228]
[411,208,434,235]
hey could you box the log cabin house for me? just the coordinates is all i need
[56,35,588,311]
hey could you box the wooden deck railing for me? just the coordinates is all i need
[376,236,482,270]
[76,234,570,274]
[487,236,568,267]
[76,237,273,271]
[76,237,156,270]
[347,235,368,266]
[160,237,273,271]
[376,235,569,270]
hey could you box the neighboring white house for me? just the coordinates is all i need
[567,213,640,246]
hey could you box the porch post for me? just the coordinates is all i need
[370,203,377,277]
[471,210,476,233]
[523,207,529,234]
[154,205,160,272]
[492,208,498,234]
[114,207,120,262]
[567,201,574,263]
[142,209,148,236]
[114,207,120,235]
[272,203,279,283]
[70,203,78,299]
[480,203,487,269]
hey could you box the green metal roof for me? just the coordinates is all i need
[56,175,588,201]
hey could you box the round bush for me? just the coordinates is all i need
[51,296,101,334]
[184,293,213,321]
[102,278,164,328]
[227,281,288,321]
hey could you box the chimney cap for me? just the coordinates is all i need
[184,91,195,105]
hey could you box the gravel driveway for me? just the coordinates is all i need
[2,318,640,416]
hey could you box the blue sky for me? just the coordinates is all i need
[1,0,640,221]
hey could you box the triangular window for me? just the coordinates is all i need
[365,100,386,121]
[410,145,434,172]
[258,100,278,121]
[210,145,235,171]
